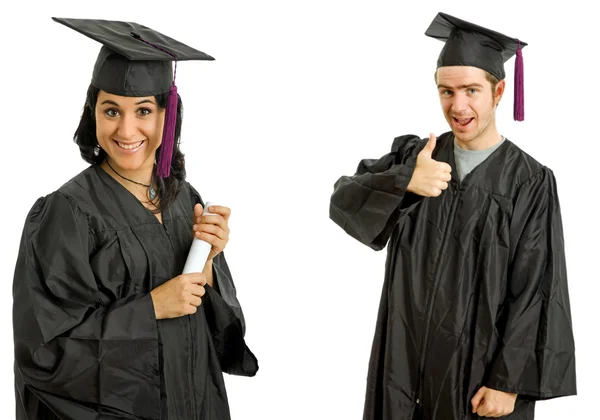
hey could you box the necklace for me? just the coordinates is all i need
[106,159,157,200]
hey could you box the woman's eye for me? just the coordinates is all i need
[138,108,152,116]
[105,108,120,117]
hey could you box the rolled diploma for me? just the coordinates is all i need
[182,201,216,274]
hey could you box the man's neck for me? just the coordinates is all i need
[455,127,502,151]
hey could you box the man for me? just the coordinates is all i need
[329,12,576,420]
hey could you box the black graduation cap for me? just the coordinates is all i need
[52,17,214,96]
[425,12,526,121]
[52,17,215,177]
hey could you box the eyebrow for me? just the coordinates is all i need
[135,99,156,105]
[99,99,156,106]
[437,83,484,90]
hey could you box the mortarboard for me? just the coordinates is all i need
[52,17,215,177]
[425,12,526,121]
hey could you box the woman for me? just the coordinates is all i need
[12,17,258,420]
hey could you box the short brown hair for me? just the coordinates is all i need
[484,71,500,94]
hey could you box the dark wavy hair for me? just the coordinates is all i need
[74,84,186,213]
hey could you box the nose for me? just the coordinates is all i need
[451,93,469,114]
[117,113,138,140]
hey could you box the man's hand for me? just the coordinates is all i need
[471,386,517,417]
[193,204,231,261]
[406,133,452,197]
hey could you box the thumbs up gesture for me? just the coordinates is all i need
[406,133,452,197]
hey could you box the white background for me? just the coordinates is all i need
[1,1,597,419]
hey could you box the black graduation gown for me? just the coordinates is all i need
[13,165,258,420]
[329,132,576,420]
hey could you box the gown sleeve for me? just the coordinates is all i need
[188,184,259,377]
[13,192,161,420]
[329,134,426,250]
[484,168,577,400]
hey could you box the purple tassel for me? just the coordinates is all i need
[513,41,524,121]
[156,83,178,177]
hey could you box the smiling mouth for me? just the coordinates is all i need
[114,140,145,150]
[453,117,474,127]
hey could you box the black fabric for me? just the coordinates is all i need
[91,45,174,97]
[52,17,214,96]
[13,165,257,420]
[330,132,576,420]
[425,12,527,80]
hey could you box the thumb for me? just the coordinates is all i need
[194,203,204,218]
[422,133,437,157]
[471,387,486,413]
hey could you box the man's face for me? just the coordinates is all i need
[436,66,504,147]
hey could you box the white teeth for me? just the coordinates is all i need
[116,141,143,150]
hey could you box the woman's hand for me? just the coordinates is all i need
[150,273,206,319]
[192,204,231,261]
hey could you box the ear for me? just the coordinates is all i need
[494,79,506,106]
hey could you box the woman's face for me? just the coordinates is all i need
[95,90,165,173]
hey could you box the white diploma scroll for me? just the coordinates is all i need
[182,201,216,274]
